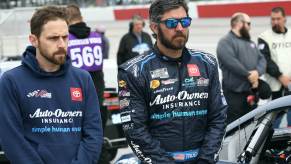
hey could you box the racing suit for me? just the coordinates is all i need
[118,46,227,164]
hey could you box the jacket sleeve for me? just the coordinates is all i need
[216,38,250,78]
[258,38,282,78]
[255,46,266,76]
[118,69,175,164]
[117,36,126,66]
[71,74,103,164]
[198,59,227,163]
[0,73,45,164]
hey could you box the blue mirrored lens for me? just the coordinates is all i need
[162,17,192,29]
[181,17,191,27]
[165,19,179,28]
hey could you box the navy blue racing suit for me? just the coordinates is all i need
[118,46,227,164]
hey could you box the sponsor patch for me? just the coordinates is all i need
[27,89,52,99]
[182,77,196,88]
[169,149,199,162]
[120,98,130,109]
[197,77,209,87]
[150,80,160,89]
[174,154,185,161]
[118,80,127,88]
[70,88,83,101]
[122,123,134,130]
[150,68,169,79]
[150,91,208,106]
[130,141,152,163]
[187,64,200,77]
[119,90,131,97]
[153,87,174,94]
[161,78,178,85]
[121,114,131,123]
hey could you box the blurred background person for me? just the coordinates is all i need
[66,4,107,129]
[258,7,291,128]
[258,7,291,99]
[117,14,153,65]
[66,4,110,163]
[96,25,110,59]
[217,12,267,124]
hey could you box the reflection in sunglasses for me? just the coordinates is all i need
[159,17,192,29]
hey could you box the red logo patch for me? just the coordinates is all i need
[187,64,200,77]
[70,88,83,101]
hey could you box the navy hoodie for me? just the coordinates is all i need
[0,46,103,164]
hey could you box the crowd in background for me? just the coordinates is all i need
[1,0,223,9]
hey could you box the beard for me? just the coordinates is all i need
[239,25,251,40]
[272,25,282,33]
[38,43,67,65]
[158,25,188,50]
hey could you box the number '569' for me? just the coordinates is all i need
[70,46,103,68]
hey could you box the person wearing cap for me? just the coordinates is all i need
[118,0,227,163]
[117,14,153,65]
[217,12,268,124]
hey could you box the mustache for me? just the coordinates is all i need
[173,31,186,39]
[54,48,67,55]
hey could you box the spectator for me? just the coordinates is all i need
[0,6,103,163]
[217,12,267,124]
[118,0,227,163]
[66,4,107,128]
[96,25,110,59]
[258,7,291,99]
[117,14,153,65]
[66,4,110,163]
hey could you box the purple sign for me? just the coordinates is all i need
[68,32,103,71]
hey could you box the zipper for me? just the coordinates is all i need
[176,61,185,152]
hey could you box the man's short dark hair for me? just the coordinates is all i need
[30,6,67,38]
[66,4,82,23]
[149,0,189,23]
[271,7,286,17]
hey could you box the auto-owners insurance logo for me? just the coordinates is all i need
[70,88,83,101]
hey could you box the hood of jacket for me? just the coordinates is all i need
[21,46,71,77]
[69,22,91,39]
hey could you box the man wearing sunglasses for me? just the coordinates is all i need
[217,13,267,124]
[118,0,227,163]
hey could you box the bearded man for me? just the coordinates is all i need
[0,6,103,164]
[217,12,267,124]
[118,0,227,163]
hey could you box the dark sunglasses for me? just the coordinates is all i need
[242,21,251,26]
[158,17,192,29]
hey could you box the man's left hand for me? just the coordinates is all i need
[248,70,259,84]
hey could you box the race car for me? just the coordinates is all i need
[114,95,291,164]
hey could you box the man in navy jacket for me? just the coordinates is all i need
[118,0,227,163]
[0,6,103,164]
